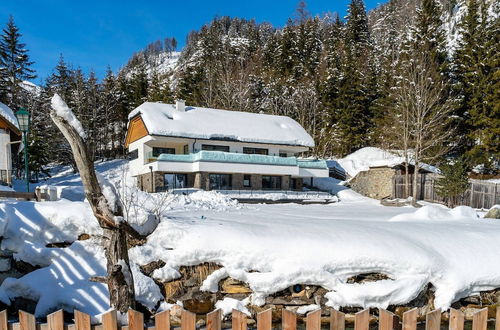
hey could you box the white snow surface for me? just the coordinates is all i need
[128,102,315,147]
[0,102,19,130]
[0,160,499,318]
[334,147,439,178]
[215,297,250,316]
[51,94,87,139]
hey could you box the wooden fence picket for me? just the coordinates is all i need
[449,308,464,330]
[102,310,118,330]
[472,308,488,330]
[181,310,196,330]
[282,309,297,330]
[47,310,64,330]
[330,309,345,330]
[426,309,441,330]
[0,310,8,330]
[306,309,321,330]
[355,309,370,330]
[403,308,418,330]
[19,311,36,330]
[74,310,91,330]
[232,310,247,330]
[155,310,170,330]
[206,309,221,330]
[257,309,272,330]
[128,309,144,330]
[496,306,500,330]
[379,309,395,330]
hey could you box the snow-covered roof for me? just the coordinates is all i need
[332,147,439,178]
[0,102,20,132]
[128,102,315,147]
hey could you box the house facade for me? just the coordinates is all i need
[125,101,328,192]
[0,103,21,186]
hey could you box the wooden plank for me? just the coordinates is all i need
[449,308,464,330]
[128,310,144,330]
[232,310,247,330]
[0,310,8,330]
[206,309,221,330]
[154,310,169,330]
[330,309,345,330]
[425,309,441,330]
[306,309,321,330]
[75,311,91,330]
[257,309,271,330]
[47,310,64,330]
[282,309,297,330]
[181,310,195,330]
[355,310,370,330]
[496,306,500,330]
[0,191,37,200]
[19,311,36,330]
[102,310,118,330]
[472,308,488,330]
[403,308,417,330]
[379,309,394,330]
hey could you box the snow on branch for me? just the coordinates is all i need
[51,94,87,139]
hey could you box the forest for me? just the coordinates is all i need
[0,0,498,178]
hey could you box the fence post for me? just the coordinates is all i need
[74,310,91,330]
[47,310,64,330]
[232,310,247,330]
[425,309,441,330]
[257,309,272,330]
[449,308,464,330]
[402,308,417,330]
[330,309,345,330]
[283,309,297,330]
[0,310,6,330]
[470,182,474,208]
[379,309,394,330]
[306,309,321,330]
[102,310,118,330]
[155,310,170,330]
[472,308,488,330]
[181,310,196,330]
[19,311,36,330]
[355,309,370,330]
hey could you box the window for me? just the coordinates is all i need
[279,152,287,157]
[209,174,232,190]
[128,149,139,160]
[152,147,176,157]
[183,145,189,154]
[243,147,268,155]
[163,174,187,190]
[262,176,282,190]
[243,175,251,188]
[202,144,230,152]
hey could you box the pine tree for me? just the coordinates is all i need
[0,16,36,108]
[437,159,470,207]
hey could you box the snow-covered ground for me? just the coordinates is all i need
[0,160,499,319]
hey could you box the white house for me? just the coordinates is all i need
[0,103,21,187]
[125,101,329,192]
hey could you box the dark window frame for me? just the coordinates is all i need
[243,174,251,188]
[152,147,176,157]
[243,147,269,155]
[202,144,230,152]
[128,149,139,160]
[209,173,232,190]
[262,175,282,190]
[163,173,188,190]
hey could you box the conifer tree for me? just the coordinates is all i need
[437,159,470,207]
[0,16,36,108]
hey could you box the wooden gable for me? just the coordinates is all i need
[125,115,149,148]
[0,116,21,136]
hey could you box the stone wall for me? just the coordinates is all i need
[350,167,395,199]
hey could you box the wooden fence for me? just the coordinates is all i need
[1,307,499,330]
[393,174,500,209]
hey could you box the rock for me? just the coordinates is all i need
[140,260,166,277]
[183,296,215,314]
[196,319,206,327]
[169,305,183,326]
[221,278,252,294]
[78,233,91,240]
[0,249,13,258]
[13,260,39,273]
[484,206,500,219]
[346,273,391,284]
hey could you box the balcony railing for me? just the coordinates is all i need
[147,150,327,169]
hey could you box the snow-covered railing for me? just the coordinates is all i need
[151,151,328,169]
[3,306,497,330]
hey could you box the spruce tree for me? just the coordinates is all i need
[437,159,470,207]
[0,16,36,108]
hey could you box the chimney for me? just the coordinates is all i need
[176,99,186,112]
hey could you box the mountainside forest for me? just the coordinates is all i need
[1,0,498,178]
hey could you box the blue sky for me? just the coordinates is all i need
[0,0,384,83]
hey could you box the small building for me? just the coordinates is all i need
[0,103,21,187]
[125,101,329,192]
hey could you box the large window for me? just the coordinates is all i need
[163,174,187,190]
[153,147,176,157]
[209,174,232,190]
[202,144,230,152]
[128,149,138,160]
[243,147,268,155]
[262,176,282,190]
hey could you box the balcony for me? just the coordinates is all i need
[144,150,328,177]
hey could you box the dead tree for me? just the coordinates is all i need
[50,94,142,312]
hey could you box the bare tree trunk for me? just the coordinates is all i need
[50,95,137,312]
